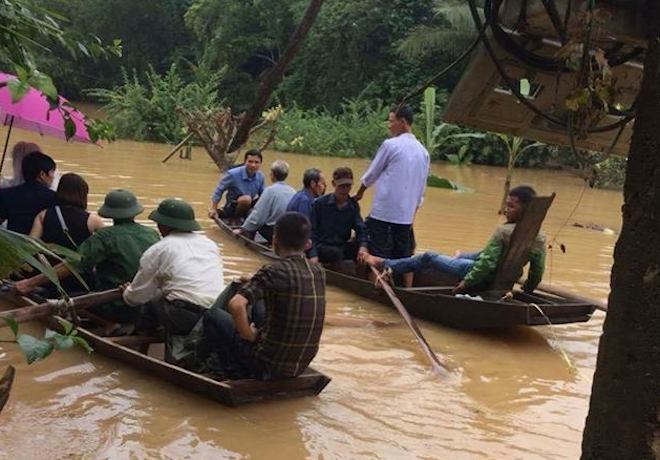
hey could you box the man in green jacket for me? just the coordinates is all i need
[365,185,546,293]
[14,189,160,323]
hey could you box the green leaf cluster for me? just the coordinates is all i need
[2,318,92,365]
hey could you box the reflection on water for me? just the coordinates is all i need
[0,129,620,459]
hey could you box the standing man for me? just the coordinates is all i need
[208,149,265,219]
[233,160,296,244]
[286,168,326,219]
[354,104,430,285]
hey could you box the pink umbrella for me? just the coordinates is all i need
[0,71,96,173]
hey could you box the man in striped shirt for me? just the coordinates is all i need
[204,212,326,379]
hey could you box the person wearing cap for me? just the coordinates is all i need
[122,198,225,342]
[233,159,296,244]
[308,166,369,269]
[14,189,160,324]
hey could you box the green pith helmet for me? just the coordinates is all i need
[149,198,201,232]
[98,189,143,219]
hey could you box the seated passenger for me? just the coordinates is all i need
[286,167,326,219]
[203,212,325,379]
[308,166,369,268]
[208,149,265,219]
[0,151,57,234]
[30,173,104,250]
[14,190,160,324]
[123,198,224,342]
[366,186,546,293]
[0,141,42,189]
[233,160,296,244]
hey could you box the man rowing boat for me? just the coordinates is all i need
[366,186,546,293]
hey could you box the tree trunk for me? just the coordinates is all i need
[228,0,326,153]
[581,10,660,459]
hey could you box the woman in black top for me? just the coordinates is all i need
[30,173,104,250]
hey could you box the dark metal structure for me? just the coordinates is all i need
[444,0,647,155]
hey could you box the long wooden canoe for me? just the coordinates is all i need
[215,217,597,329]
[0,291,330,407]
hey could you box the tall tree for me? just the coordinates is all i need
[581,3,660,458]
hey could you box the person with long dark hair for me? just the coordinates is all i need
[30,172,104,250]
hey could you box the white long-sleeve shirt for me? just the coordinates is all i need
[123,231,224,308]
[361,133,430,225]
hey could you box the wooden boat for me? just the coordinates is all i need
[0,291,330,407]
[214,194,598,329]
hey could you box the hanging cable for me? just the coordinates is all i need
[466,0,636,134]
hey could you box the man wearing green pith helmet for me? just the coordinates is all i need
[122,198,225,352]
[14,189,160,326]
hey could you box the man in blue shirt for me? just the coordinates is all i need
[208,149,265,219]
[0,151,57,234]
[286,168,326,219]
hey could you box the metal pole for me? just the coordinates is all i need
[0,115,15,175]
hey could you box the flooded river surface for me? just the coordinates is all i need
[0,132,621,459]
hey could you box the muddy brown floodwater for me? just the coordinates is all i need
[0,130,621,459]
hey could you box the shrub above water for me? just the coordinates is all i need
[87,64,222,144]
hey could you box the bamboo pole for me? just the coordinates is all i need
[161,133,194,164]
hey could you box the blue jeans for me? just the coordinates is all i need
[383,252,475,278]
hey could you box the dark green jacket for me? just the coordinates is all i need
[462,222,546,292]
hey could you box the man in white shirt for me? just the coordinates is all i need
[354,104,430,285]
[123,198,224,343]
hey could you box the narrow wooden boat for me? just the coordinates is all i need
[214,196,598,330]
[0,292,330,407]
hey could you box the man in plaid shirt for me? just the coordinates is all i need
[204,212,326,379]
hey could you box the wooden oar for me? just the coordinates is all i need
[369,266,448,376]
[0,365,15,414]
[535,282,608,313]
[0,289,122,327]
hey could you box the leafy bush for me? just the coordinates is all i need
[88,64,221,144]
[590,156,626,190]
[274,98,389,157]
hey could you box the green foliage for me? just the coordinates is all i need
[426,174,471,192]
[0,229,64,294]
[590,156,626,190]
[30,0,192,99]
[397,1,478,60]
[185,0,300,111]
[88,64,221,144]
[2,318,92,365]
[273,98,389,157]
[280,0,439,111]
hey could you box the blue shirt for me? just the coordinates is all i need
[286,188,315,219]
[211,165,265,207]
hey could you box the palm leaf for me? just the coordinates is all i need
[0,229,70,297]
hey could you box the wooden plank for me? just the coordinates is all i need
[491,194,555,292]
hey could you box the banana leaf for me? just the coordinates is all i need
[426,174,473,192]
